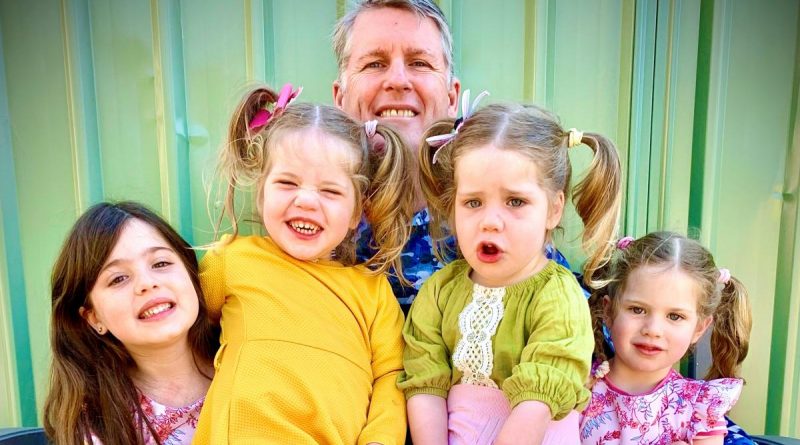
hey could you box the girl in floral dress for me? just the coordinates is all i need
[581,231,752,444]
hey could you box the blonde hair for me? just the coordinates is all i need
[418,102,622,287]
[217,85,415,279]
[588,231,752,380]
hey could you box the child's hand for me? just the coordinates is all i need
[670,442,689,445]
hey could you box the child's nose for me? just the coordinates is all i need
[479,209,504,232]
[293,188,320,210]
[640,317,663,337]
[134,269,159,295]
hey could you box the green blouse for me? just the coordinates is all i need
[397,259,593,420]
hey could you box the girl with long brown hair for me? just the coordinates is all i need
[43,201,218,444]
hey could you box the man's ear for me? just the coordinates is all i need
[546,191,565,231]
[692,316,713,344]
[447,77,461,118]
[333,80,344,109]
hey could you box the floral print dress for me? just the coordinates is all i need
[580,368,742,444]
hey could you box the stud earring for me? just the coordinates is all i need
[96,325,105,335]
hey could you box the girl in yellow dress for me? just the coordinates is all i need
[193,83,414,444]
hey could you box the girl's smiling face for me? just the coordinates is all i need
[81,219,199,354]
[261,129,359,262]
[453,145,564,287]
[606,265,713,391]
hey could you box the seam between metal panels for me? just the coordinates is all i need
[150,0,172,220]
[61,0,84,214]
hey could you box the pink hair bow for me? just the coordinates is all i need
[426,89,490,163]
[616,236,635,250]
[248,83,303,131]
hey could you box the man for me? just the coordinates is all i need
[332,0,461,311]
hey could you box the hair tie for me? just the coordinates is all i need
[718,268,731,285]
[426,89,490,163]
[568,128,584,148]
[616,236,635,250]
[364,120,378,138]
[248,83,303,131]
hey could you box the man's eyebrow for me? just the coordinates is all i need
[354,48,389,61]
[406,47,436,58]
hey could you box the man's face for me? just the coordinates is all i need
[333,7,460,148]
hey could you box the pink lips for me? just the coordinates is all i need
[633,343,664,356]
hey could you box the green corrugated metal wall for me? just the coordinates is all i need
[1,0,798,435]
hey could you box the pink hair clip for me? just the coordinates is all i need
[426,89,490,163]
[718,268,731,285]
[248,83,303,131]
[616,236,635,250]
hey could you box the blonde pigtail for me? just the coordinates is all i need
[418,119,459,262]
[572,132,622,288]
[215,86,279,242]
[362,124,416,283]
[706,275,752,380]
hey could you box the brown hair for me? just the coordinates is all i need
[218,85,415,279]
[43,201,218,445]
[587,231,752,380]
[332,0,455,84]
[418,102,622,287]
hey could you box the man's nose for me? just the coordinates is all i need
[383,60,412,91]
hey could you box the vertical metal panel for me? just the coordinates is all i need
[767,6,800,435]
[0,16,33,426]
[695,0,799,433]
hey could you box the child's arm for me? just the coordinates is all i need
[358,279,407,445]
[689,438,723,445]
[407,394,448,444]
[493,400,550,445]
[396,274,454,444]
[198,242,228,321]
[501,276,594,435]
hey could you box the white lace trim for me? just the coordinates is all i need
[452,283,505,388]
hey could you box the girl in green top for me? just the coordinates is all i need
[398,94,624,445]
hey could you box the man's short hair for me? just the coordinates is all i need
[332,0,455,83]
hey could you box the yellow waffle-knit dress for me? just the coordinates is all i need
[193,235,406,444]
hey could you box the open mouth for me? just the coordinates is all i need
[288,219,321,236]
[139,302,174,320]
[477,242,502,263]
[378,108,417,118]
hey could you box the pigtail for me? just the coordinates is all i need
[418,119,459,262]
[571,132,622,288]
[706,275,752,380]
[216,86,279,241]
[362,123,416,283]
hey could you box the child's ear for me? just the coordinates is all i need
[602,295,613,327]
[692,315,713,344]
[546,191,565,231]
[79,306,105,335]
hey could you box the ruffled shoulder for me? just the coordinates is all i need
[690,378,743,437]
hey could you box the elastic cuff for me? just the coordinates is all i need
[404,387,448,400]
[508,391,568,420]
[358,433,398,445]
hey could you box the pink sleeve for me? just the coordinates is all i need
[690,378,743,438]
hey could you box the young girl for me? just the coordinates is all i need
[581,231,752,444]
[398,98,623,445]
[43,201,218,445]
[193,84,415,444]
